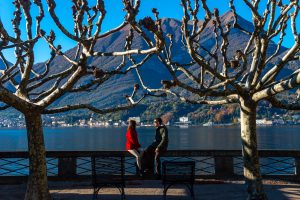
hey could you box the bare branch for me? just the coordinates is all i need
[43,102,135,114]
[27,65,76,92]
[123,54,153,72]
[214,9,231,77]
[41,32,79,66]
[253,70,300,101]
[19,0,33,40]
[264,15,288,65]
[69,53,152,94]
[266,0,276,36]
[258,35,300,89]
[272,2,295,33]
[67,76,106,93]
[33,0,44,37]
[267,96,300,110]
[36,64,88,108]
[188,95,239,105]
[12,0,21,40]
[0,52,21,86]
[93,0,106,37]
[28,52,55,83]
[230,0,252,35]
[43,84,148,114]
[46,0,81,42]
[93,47,158,57]
[31,76,64,102]
[95,22,128,40]
[0,86,38,112]
[245,36,262,89]
[243,0,262,22]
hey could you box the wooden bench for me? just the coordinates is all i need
[91,156,125,200]
[162,161,195,200]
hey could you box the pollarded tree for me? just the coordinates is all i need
[0,0,162,199]
[132,0,300,199]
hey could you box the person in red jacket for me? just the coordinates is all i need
[126,119,142,172]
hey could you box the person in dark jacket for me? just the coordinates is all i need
[143,117,168,179]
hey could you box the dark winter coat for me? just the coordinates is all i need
[149,125,168,151]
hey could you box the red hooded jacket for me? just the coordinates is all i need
[126,128,141,150]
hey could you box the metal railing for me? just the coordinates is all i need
[0,150,300,182]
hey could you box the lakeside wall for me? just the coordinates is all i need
[0,150,300,183]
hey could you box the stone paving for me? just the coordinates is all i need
[0,180,300,200]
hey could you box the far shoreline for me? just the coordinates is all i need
[0,124,299,130]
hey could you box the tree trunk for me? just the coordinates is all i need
[24,113,52,200]
[240,98,268,200]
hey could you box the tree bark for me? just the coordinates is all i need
[240,97,267,200]
[24,113,52,200]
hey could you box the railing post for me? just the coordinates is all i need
[214,156,234,177]
[58,157,77,178]
[294,157,300,180]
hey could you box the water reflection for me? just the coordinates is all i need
[0,126,299,151]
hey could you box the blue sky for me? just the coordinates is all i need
[0,0,298,63]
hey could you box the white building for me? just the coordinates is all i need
[256,119,273,126]
[179,117,189,123]
[113,122,120,126]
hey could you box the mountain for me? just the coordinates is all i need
[2,12,298,116]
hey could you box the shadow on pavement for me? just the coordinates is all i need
[1,181,300,200]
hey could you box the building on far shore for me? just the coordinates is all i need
[175,117,192,128]
[292,115,300,122]
[256,118,273,126]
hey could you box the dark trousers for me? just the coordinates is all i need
[154,150,162,175]
[142,146,164,175]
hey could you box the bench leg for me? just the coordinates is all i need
[163,184,174,200]
[93,193,97,200]
[121,186,125,200]
[163,184,167,200]
[188,184,195,200]
[192,185,195,200]
[93,188,100,200]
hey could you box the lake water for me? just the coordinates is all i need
[0,126,299,151]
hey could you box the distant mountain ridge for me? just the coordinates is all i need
[1,12,297,115]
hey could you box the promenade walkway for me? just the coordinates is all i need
[0,179,299,200]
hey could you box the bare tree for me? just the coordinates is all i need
[0,0,162,199]
[133,0,300,199]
